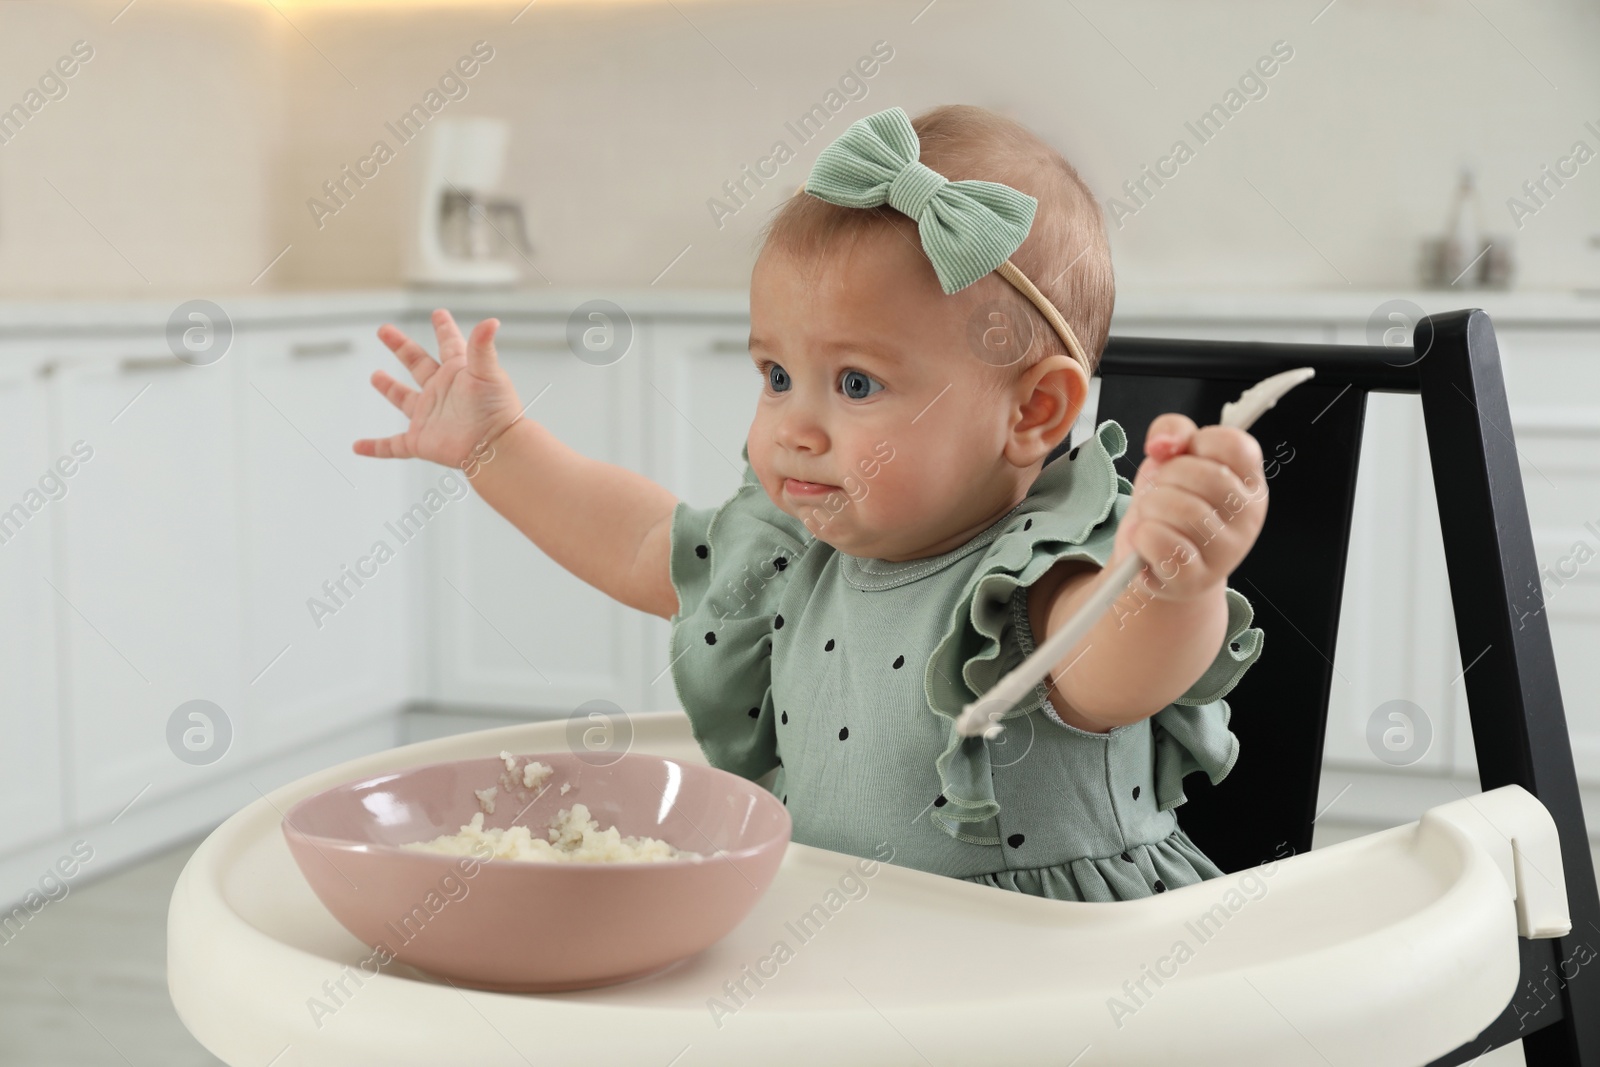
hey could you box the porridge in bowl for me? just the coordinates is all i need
[405,804,700,864]
[281,748,792,991]
[403,752,704,864]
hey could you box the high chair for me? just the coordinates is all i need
[168,309,1598,1065]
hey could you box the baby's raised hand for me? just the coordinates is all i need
[1110,413,1268,602]
[353,309,525,472]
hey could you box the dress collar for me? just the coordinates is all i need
[838,500,1028,591]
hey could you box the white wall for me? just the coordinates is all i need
[0,0,281,297]
[0,0,1596,299]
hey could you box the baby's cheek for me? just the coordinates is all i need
[828,467,865,502]
[836,449,882,496]
[854,465,917,526]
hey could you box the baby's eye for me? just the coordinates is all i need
[756,359,791,393]
[839,368,883,400]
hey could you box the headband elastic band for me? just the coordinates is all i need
[993,259,1092,376]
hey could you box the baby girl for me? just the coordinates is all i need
[354,105,1267,902]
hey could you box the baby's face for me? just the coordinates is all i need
[745,232,1075,561]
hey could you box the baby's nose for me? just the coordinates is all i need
[774,404,828,451]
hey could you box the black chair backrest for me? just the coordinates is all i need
[1040,310,1600,1065]
[1084,341,1370,873]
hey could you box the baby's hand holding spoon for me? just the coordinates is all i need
[954,367,1317,739]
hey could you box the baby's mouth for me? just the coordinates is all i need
[783,477,838,496]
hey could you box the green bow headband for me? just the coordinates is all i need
[801,106,1091,374]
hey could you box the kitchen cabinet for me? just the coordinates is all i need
[1492,325,1600,782]
[1286,382,1462,779]
[50,339,247,823]
[638,318,761,714]
[238,323,410,762]
[0,345,64,853]
[424,313,647,718]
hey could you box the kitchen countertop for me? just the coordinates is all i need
[1,287,1598,337]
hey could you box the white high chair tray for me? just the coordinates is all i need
[169,711,1569,1067]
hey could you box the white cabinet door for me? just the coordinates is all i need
[239,324,410,760]
[639,318,757,714]
[52,340,246,823]
[1493,326,1600,785]
[0,349,64,852]
[1316,319,1459,776]
[644,319,758,505]
[1315,387,1460,777]
[428,315,645,716]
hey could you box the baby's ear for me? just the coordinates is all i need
[1010,353,1085,464]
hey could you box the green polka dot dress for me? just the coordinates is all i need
[667,419,1265,902]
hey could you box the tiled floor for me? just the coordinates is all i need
[0,837,223,1066]
[3,820,1585,1065]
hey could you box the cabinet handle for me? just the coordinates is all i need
[709,339,750,354]
[119,355,188,373]
[291,340,354,359]
[496,335,571,352]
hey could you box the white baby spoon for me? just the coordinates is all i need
[953,366,1318,739]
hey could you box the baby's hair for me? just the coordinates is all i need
[757,104,1115,397]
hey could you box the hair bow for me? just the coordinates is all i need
[800,105,1093,376]
[802,107,1039,296]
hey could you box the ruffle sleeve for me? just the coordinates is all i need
[667,443,813,782]
[923,418,1266,838]
[1150,585,1262,812]
[924,419,1134,840]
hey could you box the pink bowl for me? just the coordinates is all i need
[280,751,790,992]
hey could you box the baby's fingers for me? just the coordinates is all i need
[1144,412,1198,462]
[370,369,418,417]
[377,323,441,387]
[352,432,415,460]
[466,317,502,377]
[1189,425,1266,489]
[431,308,468,359]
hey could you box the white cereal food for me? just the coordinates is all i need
[474,786,498,814]
[559,782,571,795]
[404,804,698,864]
[522,760,553,790]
